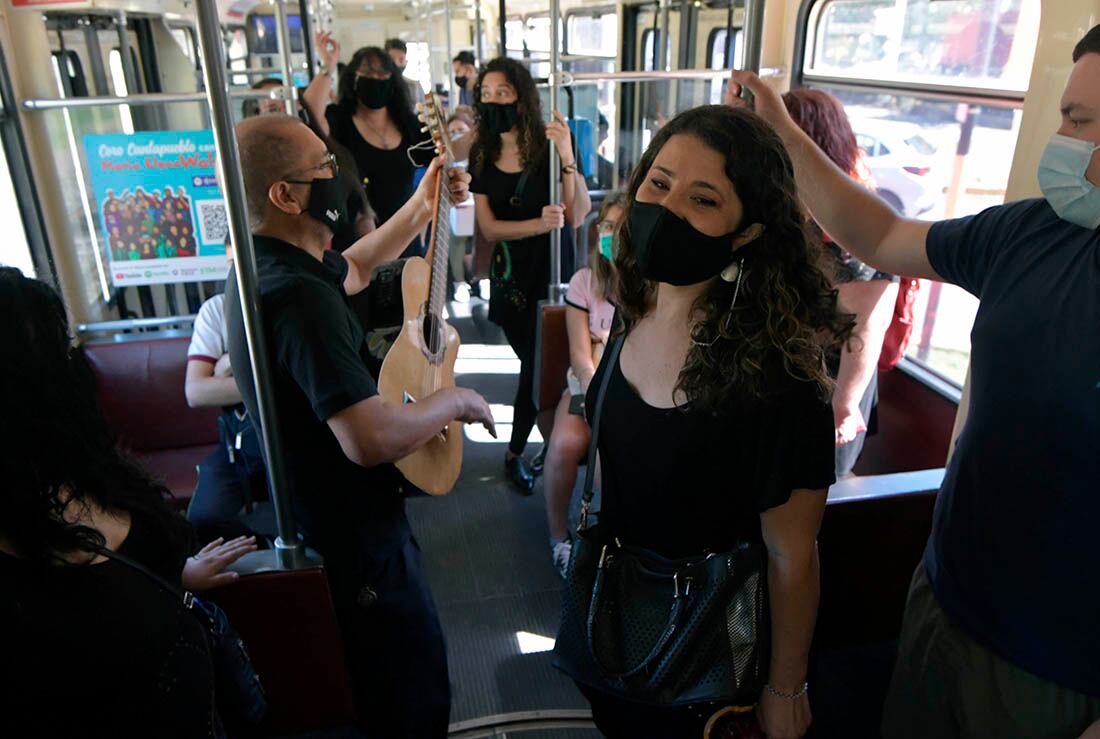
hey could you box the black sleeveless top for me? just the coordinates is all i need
[586,337,836,559]
[0,511,217,737]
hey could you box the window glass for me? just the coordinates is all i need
[226,27,249,86]
[567,12,618,57]
[170,28,196,66]
[505,19,525,52]
[641,29,671,71]
[0,131,34,276]
[807,0,1040,90]
[106,50,135,135]
[706,28,743,103]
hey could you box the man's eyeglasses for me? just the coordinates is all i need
[283,152,339,184]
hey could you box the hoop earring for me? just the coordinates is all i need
[692,259,744,348]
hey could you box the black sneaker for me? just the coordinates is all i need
[531,445,547,476]
[505,454,535,494]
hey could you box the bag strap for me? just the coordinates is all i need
[509,167,534,208]
[91,544,197,611]
[578,333,624,529]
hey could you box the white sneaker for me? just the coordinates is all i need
[454,282,471,303]
[551,539,572,580]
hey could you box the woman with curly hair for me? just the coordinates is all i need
[0,268,255,736]
[469,57,591,491]
[569,105,853,738]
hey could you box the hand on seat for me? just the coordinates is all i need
[182,536,258,591]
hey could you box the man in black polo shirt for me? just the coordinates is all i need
[225,114,495,738]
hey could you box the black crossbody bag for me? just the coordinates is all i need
[92,545,267,727]
[553,335,770,707]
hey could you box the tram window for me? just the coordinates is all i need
[566,12,618,58]
[169,26,198,67]
[106,50,135,134]
[250,15,305,55]
[525,16,563,56]
[806,0,1040,90]
[50,50,89,98]
[706,28,743,103]
[641,30,671,71]
[505,18,525,53]
[405,41,430,96]
[0,134,34,276]
[226,27,249,86]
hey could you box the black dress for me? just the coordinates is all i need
[0,511,217,738]
[325,105,432,258]
[576,338,836,736]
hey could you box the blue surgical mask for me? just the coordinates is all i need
[1037,133,1100,230]
[598,232,616,261]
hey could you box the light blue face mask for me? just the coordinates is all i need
[598,232,617,261]
[1037,133,1100,230]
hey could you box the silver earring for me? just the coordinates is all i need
[692,259,745,348]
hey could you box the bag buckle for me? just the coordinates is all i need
[598,544,609,569]
[579,501,590,530]
[674,572,692,599]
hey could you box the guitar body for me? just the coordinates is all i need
[376,256,463,495]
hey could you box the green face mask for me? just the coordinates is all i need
[598,232,616,261]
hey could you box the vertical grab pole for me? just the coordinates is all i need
[742,0,765,75]
[475,0,484,65]
[194,0,308,569]
[299,0,317,80]
[445,0,454,99]
[273,0,298,114]
[548,0,563,301]
[498,0,506,59]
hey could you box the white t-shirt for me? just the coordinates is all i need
[187,293,228,365]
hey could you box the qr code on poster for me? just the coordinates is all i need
[195,199,228,245]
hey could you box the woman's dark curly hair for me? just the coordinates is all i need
[614,105,854,409]
[470,57,547,176]
[336,46,419,141]
[0,268,193,567]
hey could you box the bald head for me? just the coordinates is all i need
[235,114,321,225]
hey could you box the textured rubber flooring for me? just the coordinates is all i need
[406,299,598,730]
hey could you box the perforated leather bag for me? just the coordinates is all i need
[553,337,769,707]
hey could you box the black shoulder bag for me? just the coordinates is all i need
[553,336,770,707]
[489,167,537,320]
[92,546,268,727]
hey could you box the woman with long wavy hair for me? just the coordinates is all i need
[304,36,431,258]
[468,57,591,491]
[0,268,255,736]
[565,105,852,738]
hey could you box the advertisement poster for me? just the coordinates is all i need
[83,131,229,287]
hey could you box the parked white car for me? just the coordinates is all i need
[851,118,940,217]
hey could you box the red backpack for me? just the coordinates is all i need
[879,277,920,371]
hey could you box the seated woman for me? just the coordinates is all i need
[560,106,853,738]
[0,267,255,737]
[543,192,624,578]
[781,88,900,477]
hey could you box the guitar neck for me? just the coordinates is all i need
[425,172,451,321]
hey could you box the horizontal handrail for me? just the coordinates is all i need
[801,73,1025,108]
[555,65,785,85]
[448,709,597,738]
[828,468,946,504]
[77,315,197,334]
[22,88,288,111]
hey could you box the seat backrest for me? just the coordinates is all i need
[533,302,570,414]
[82,337,220,452]
[208,567,358,733]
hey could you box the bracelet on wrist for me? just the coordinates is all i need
[561,163,577,175]
[764,682,808,700]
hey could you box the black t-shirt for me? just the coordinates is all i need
[0,511,216,737]
[469,141,581,325]
[325,105,430,230]
[225,235,409,561]
[586,337,835,560]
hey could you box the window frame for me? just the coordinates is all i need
[792,0,1034,398]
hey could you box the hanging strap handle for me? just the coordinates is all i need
[578,333,624,530]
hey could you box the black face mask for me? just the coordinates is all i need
[301,175,349,233]
[455,75,468,90]
[629,200,738,286]
[479,101,521,136]
[355,76,393,110]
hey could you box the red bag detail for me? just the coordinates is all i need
[879,277,920,371]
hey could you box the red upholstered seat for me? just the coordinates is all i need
[206,567,358,733]
[83,338,221,507]
[533,303,571,440]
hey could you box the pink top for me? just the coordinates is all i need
[565,267,614,343]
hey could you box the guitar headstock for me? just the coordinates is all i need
[416,92,453,163]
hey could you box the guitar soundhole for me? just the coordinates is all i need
[422,311,444,358]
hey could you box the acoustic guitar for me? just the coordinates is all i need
[376,92,463,495]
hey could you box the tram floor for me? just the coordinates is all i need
[406,300,596,730]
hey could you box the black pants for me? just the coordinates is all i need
[327,536,451,739]
[188,413,267,544]
[501,308,539,457]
